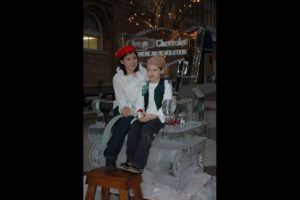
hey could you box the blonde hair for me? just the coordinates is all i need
[147,56,168,76]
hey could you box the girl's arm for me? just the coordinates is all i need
[113,77,131,114]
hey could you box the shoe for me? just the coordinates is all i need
[122,164,143,174]
[119,162,133,170]
[105,159,117,171]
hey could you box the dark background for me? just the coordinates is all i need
[2,0,297,199]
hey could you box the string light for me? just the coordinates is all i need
[127,0,201,28]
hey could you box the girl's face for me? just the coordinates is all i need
[121,53,138,74]
[147,64,162,83]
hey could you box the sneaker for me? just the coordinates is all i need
[123,164,143,174]
[105,159,117,171]
[119,162,133,170]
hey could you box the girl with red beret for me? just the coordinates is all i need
[103,45,148,170]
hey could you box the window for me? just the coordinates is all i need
[84,13,103,51]
[83,34,99,50]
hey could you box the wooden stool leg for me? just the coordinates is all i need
[85,185,97,200]
[119,189,129,200]
[101,187,110,200]
[132,183,143,200]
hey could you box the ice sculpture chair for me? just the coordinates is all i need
[85,167,143,200]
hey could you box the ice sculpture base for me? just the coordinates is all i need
[89,121,207,190]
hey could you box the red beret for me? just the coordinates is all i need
[114,45,137,59]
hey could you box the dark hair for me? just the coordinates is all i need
[119,51,139,75]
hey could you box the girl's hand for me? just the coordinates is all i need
[121,106,131,117]
[139,114,158,122]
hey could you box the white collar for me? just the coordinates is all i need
[116,63,143,81]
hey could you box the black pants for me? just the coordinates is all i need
[126,118,164,169]
[103,107,134,161]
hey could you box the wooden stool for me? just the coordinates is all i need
[85,167,143,200]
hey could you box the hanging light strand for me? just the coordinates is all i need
[127,0,201,28]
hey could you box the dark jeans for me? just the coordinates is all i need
[126,118,164,169]
[103,107,134,161]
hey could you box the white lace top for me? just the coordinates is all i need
[112,63,148,113]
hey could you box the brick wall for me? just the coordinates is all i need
[84,0,151,95]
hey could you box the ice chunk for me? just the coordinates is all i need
[89,122,105,144]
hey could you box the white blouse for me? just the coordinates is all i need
[136,80,173,123]
[112,63,148,113]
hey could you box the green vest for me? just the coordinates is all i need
[144,79,165,111]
